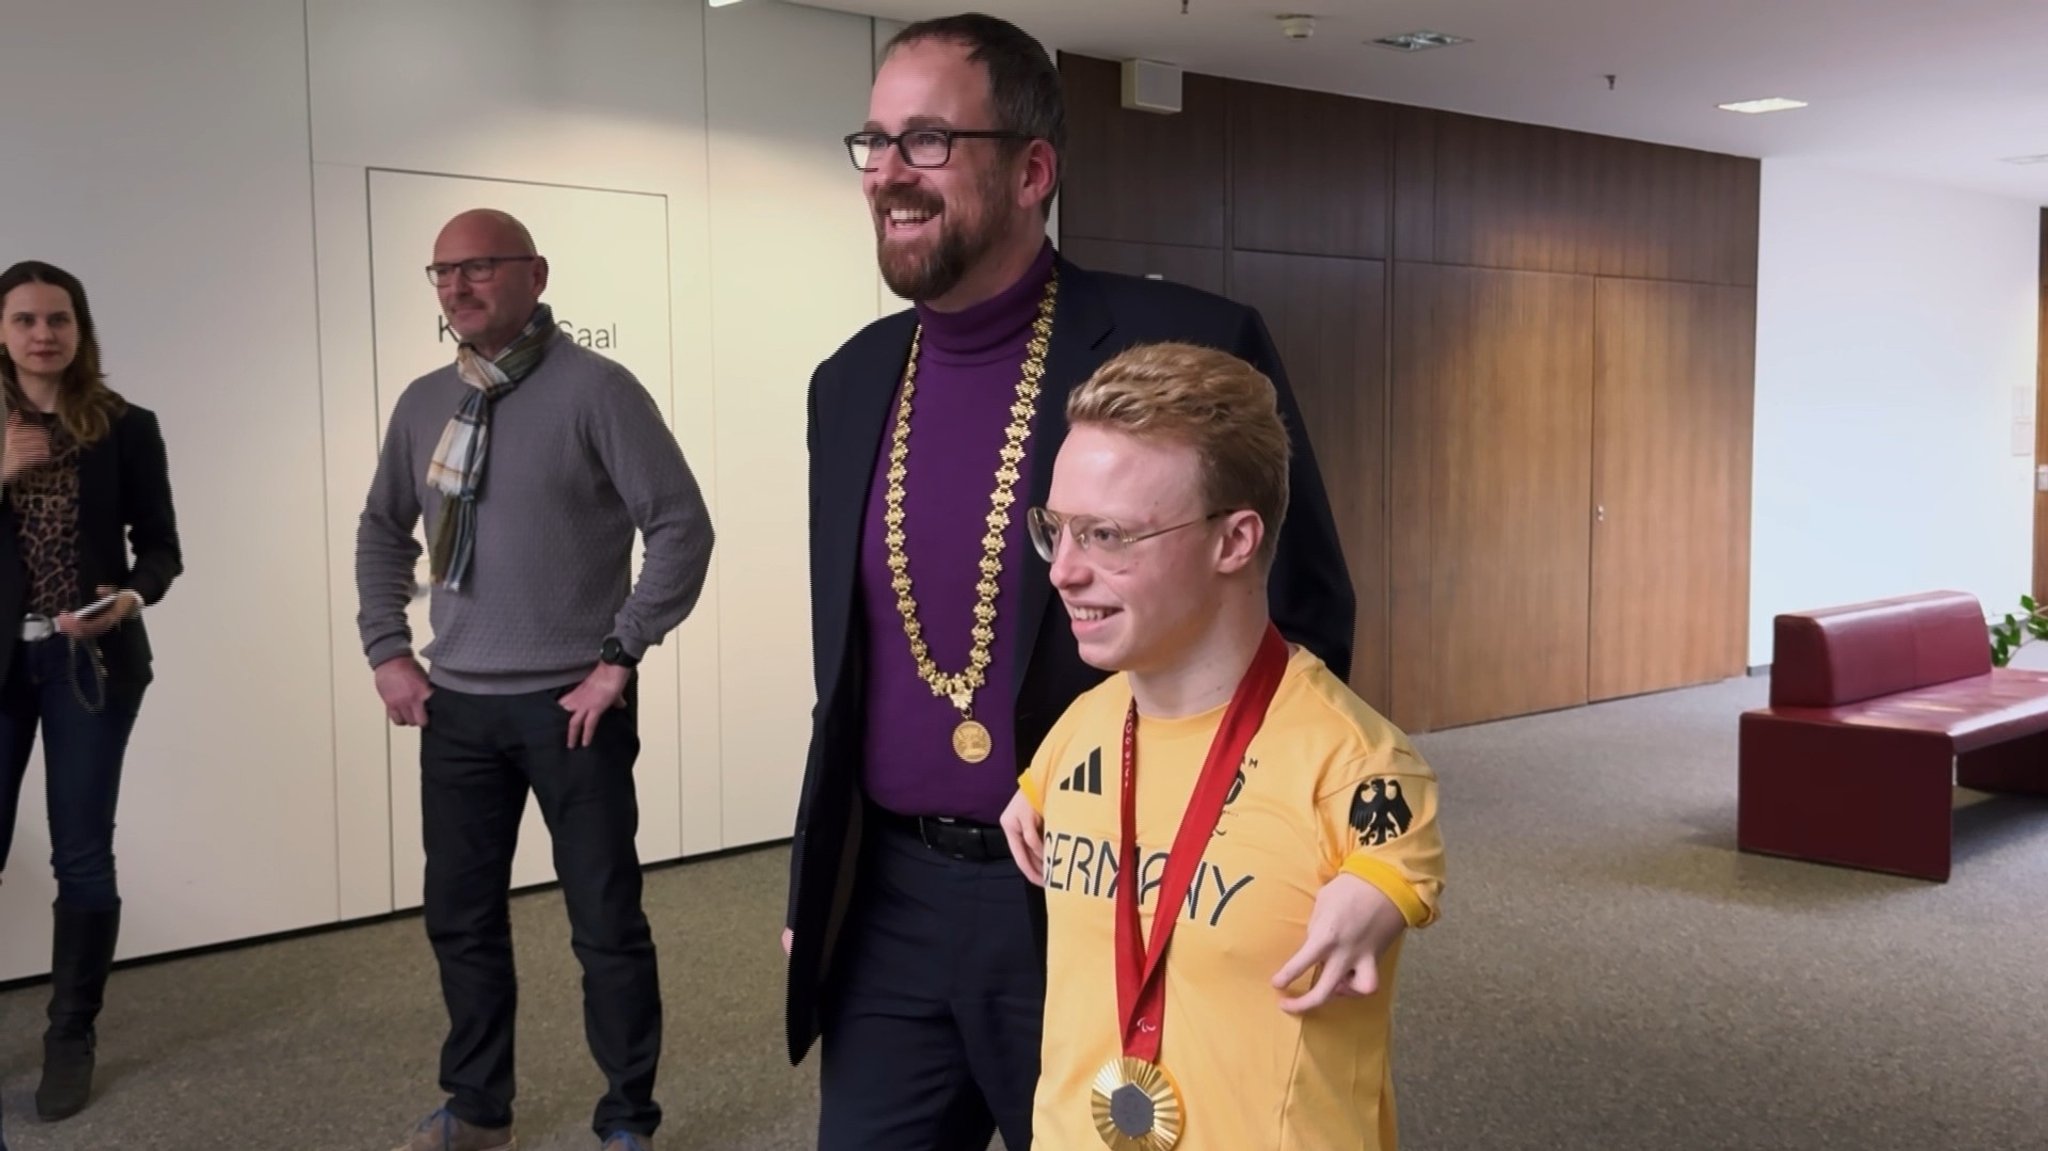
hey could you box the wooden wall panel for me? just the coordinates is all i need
[1590,280,1756,701]
[1058,52,1761,732]
[1393,107,1438,263]
[1057,238,1226,296]
[1057,54,1228,248]
[1430,113,1760,286]
[1230,80,1393,260]
[1387,264,1436,733]
[1396,264,1596,730]
[1229,251,1389,711]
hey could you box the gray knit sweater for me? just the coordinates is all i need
[354,337,714,693]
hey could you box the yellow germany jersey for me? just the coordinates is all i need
[1020,643,1445,1151]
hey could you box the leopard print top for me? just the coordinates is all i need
[7,409,84,617]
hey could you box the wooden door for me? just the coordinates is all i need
[1392,263,1595,730]
[1589,279,1756,700]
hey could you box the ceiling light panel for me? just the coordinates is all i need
[1717,97,1808,114]
[1370,30,1469,52]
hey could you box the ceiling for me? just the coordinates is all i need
[794,0,2048,206]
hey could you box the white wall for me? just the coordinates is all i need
[0,0,336,981]
[0,0,883,980]
[1749,159,2042,665]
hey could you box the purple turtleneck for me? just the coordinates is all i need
[859,241,1057,824]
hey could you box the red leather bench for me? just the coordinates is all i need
[1737,590,2048,881]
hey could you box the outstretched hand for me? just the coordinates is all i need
[1270,873,1408,1014]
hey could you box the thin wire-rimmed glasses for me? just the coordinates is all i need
[424,255,539,288]
[1026,507,1230,570]
[843,127,1033,171]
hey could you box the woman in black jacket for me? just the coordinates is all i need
[0,259,181,1123]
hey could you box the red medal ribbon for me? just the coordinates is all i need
[1114,622,1288,1064]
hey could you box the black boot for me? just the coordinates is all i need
[37,902,120,1121]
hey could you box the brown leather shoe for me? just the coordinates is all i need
[391,1108,515,1151]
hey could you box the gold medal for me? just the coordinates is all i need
[1091,1056,1184,1151]
[951,718,992,763]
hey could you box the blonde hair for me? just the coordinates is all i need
[1065,341,1290,565]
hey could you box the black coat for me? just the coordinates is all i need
[782,256,1356,1064]
[0,402,182,686]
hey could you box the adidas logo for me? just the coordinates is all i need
[1057,748,1104,795]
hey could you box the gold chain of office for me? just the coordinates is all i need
[882,269,1059,764]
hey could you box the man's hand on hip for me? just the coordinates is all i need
[374,655,433,727]
[560,662,631,748]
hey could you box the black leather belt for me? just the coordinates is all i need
[872,807,1009,862]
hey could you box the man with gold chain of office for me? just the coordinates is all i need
[781,13,1360,1150]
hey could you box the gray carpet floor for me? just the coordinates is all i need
[6,670,2048,1150]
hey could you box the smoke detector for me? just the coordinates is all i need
[1277,14,1315,40]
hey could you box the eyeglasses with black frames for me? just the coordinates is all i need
[424,255,539,288]
[843,127,1033,171]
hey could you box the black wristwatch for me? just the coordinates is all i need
[599,636,639,669]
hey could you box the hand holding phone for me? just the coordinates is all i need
[74,592,124,620]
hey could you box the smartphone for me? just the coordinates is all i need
[74,592,123,620]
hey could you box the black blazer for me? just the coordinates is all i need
[0,402,182,686]
[782,256,1357,1063]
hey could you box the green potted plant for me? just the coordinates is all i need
[1990,594,2048,667]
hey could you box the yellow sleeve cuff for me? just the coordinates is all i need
[1342,853,1433,928]
[1018,770,1043,814]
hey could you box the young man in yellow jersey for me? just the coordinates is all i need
[1000,341,1446,1151]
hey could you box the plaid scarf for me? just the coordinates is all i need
[426,302,555,590]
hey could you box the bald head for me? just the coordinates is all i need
[436,208,538,258]
[431,207,548,357]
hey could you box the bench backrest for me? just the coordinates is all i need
[1769,590,1991,708]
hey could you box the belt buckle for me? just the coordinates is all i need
[920,815,967,860]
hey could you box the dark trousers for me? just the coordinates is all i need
[817,809,1047,1151]
[0,636,145,912]
[419,681,661,1139]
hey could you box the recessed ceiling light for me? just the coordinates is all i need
[1370,30,1469,52]
[1718,97,1808,114]
[707,0,744,7]
[2000,153,2048,165]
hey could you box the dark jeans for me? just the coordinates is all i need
[419,680,661,1139]
[0,636,145,912]
[816,811,1047,1151]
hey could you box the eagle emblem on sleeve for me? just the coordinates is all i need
[1349,778,1413,847]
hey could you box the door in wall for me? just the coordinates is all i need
[1391,263,1596,731]
[1588,279,1756,701]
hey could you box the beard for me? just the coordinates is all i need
[873,172,1009,303]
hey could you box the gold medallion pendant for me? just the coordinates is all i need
[882,270,1059,764]
[951,719,992,763]
[1091,1056,1184,1151]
